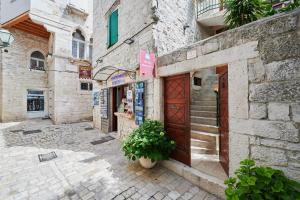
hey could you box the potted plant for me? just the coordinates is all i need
[122,119,176,168]
[225,159,300,200]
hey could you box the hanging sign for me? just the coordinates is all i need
[79,66,92,79]
[100,89,108,118]
[135,82,145,125]
[140,50,155,77]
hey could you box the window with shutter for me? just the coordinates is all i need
[108,9,118,47]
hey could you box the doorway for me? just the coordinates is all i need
[164,67,229,181]
[112,86,124,131]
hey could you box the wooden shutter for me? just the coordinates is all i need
[109,10,118,47]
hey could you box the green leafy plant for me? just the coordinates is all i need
[122,119,176,162]
[225,159,300,200]
[224,0,268,28]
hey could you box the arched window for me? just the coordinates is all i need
[72,29,85,59]
[30,51,45,71]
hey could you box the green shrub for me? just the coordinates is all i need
[225,159,300,200]
[224,0,267,28]
[122,119,176,162]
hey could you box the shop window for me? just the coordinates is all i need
[194,77,202,86]
[72,29,85,59]
[30,51,45,71]
[80,82,93,91]
[107,9,118,48]
[27,90,45,112]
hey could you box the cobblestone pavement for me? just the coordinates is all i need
[0,120,220,200]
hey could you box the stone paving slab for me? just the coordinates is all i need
[0,120,221,200]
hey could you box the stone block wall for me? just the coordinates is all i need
[0,29,48,122]
[245,56,300,180]
[156,9,300,182]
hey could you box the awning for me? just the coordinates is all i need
[93,66,136,81]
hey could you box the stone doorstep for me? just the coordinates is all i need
[161,159,226,199]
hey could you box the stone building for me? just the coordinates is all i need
[92,0,223,133]
[93,0,300,198]
[0,0,93,123]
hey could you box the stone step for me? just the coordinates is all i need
[190,105,216,112]
[162,160,226,199]
[192,94,216,101]
[191,116,217,126]
[191,123,219,134]
[191,146,218,155]
[191,138,216,149]
[191,110,217,118]
[191,130,218,143]
[191,100,217,106]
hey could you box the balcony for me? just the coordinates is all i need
[197,0,225,27]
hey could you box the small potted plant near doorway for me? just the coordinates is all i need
[122,119,176,168]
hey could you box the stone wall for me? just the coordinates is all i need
[156,9,300,182]
[0,29,49,122]
[153,0,201,55]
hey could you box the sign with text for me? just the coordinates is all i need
[139,50,155,77]
[111,73,126,86]
[79,66,92,79]
[100,89,108,119]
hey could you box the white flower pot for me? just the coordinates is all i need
[139,157,157,169]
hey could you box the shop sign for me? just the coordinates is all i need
[93,91,100,106]
[79,66,92,79]
[139,50,155,77]
[111,73,126,86]
[100,89,108,119]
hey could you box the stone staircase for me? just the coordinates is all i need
[191,89,219,156]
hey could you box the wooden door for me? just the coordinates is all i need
[219,70,229,175]
[164,74,191,166]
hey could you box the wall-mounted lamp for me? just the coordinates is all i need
[124,38,134,45]
[0,29,14,48]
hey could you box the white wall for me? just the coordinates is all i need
[0,0,30,24]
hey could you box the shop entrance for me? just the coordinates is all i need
[164,73,191,166]
[112,86,124,131]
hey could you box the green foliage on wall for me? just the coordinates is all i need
[225,159,300,200]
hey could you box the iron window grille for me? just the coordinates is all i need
[80,82,93,91]
[27,90,45,112]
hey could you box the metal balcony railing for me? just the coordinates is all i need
[197,0,224,17]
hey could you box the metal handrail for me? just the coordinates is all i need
[197,0,224,16]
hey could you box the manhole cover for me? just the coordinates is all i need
[91,136,114,145]
[85,127,94,131]
[23,129,42,135]
[38,151,57,162]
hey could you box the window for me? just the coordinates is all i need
[30,51,45,71]
[72,30,85,59]
[194,77,202,86]
[27,90,45,112]
[80,82,93,91]
[108,9,118,47]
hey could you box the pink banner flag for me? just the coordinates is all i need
[140,50,155,77]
